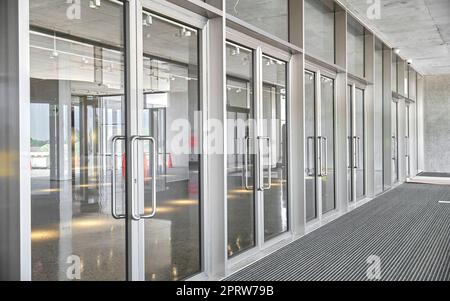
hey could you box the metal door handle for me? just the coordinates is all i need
[322,137,328,176]
[392,136,396,160]
[244,137,253,190]
[356,136,361,169]
[353,136,357,169]
[258,136,272,191]
[131,136,157,220]
[317,137,322,176]
[111,136,126,220]
[306,136,315,176]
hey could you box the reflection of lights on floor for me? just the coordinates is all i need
[31,229,60,242]
[145,206,177,214]
[72,218,111,228]
[167,199,198,206]
[227,244,233,257]
[230,189,253,194]
[32,188,61,194]
[172,266,178,280]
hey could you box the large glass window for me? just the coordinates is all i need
[392,54,398,93]
[347,16,365,78]
[304,0,335,64]
[374,40,384,195]
[226,0,289,41]
[30,0,127,281]
[409,67,417,101]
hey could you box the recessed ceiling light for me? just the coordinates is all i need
[393,48,400,55]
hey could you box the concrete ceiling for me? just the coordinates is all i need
[340,0,450,75]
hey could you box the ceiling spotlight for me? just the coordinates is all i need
[393,48,400,55]
[143,14,152,26]
[90,0,101,9]
[231,46,240,56]
[176,27,192,38]
[407,59,413,65]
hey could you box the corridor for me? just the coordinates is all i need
[227,183,450,281]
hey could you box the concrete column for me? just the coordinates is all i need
[0,0,31,281]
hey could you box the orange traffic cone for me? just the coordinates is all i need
[167,153,173,169]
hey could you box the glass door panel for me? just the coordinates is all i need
[226,43,256,258]
[346,85,353,203]
[141,12,201,281]
[405,105,411,177]
[392,101,399,183]
[305,72,317,222]
[30,0,127,281]
[320,76,336,214]
[355,88,365,200]
[262,56,288,241]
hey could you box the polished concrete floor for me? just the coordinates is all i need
[31,167,201,281]
[226,183,450,281]
[32,163,288,281]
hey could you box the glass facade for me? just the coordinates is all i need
[226,0,289,41]
[0,0,422,281]
[347,16,365,78]
[304,0,335,63]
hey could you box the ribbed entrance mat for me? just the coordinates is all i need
[225,184,450,281]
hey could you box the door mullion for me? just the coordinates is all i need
[125,0,144,281]
[255,47,264,249]
[316,71,323,218]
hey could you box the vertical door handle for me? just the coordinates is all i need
[306,136,315,176]
[111,136,126,220]
[353,136,358,169]
[244,137,253,190]
[131,136,157,220]
[392,136,396,160]
[258,136,272,191]
[322,137,328,176]
[356,136,361,169]
[317,137,323,177]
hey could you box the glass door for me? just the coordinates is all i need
[30,0,128,281]
[392,100,399,183]
[305,67,336,223]
[405,104,411,178]
[347,84,366,203]
[226,39,290,260]
[137,10,203,281]
[261,55,289,242]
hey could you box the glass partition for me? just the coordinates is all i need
[304,0,335,64]
[226,0,289,41]
[347,16,365,78]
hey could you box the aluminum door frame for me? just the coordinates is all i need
[305,62,338,227]
[225,28,293,272]
[347,80,367,204]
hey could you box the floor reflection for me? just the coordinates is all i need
[31,165,200,281]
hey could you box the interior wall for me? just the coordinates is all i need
[423,74,450,172]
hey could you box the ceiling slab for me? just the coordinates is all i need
[340,0,450,75]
